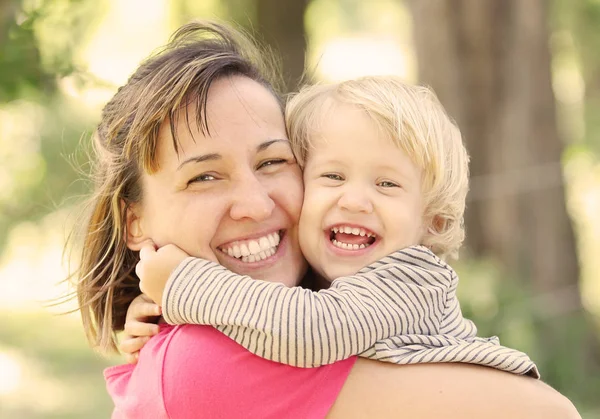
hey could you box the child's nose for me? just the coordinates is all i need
[338,189,374,214]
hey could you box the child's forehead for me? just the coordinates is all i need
[301,107,425,176]
[305,102,394,147]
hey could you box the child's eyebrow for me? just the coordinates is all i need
[379,163,418,178]
[307,156,344,166]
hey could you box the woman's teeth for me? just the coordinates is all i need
[220,232,280,263]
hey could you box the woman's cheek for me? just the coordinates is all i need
[272,169,304,219]
[172,197,223,256]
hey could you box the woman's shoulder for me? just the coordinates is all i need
[329,358,580,419]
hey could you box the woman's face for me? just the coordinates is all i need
[127,76,307,287]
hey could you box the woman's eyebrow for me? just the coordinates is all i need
[256,139,289,152]
[177,153,221,170]
[177,139,288,170]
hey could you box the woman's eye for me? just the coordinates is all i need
[322,173,344,181]
[258,158,287,170]
[378,180,399,188]
[189,173,216,184]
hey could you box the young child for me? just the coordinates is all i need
[136,76,539,377]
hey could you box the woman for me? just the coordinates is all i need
[74,20,579,418]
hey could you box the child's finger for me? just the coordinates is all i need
[119,336,151,356]
[125,300,161,322]
[124,320,160,338]
[124,351,140,365]
[135,260,144,281]
[139,242,157,261]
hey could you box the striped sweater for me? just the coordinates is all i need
[163,245,539,378]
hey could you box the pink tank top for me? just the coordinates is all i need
[105,324,356,418]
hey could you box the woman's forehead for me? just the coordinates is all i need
[154,77,286,166]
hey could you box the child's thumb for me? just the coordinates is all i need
[139,241,156,260]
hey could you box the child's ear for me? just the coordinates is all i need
[124,201,150,251]
[429,215,446,235]
[422,214,446,245]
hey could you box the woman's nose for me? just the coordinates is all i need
[229,174,276,221]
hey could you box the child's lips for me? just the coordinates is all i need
[326,223,379,238]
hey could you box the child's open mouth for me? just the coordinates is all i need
[329,225,377,250]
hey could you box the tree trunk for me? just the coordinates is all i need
[408,0,598,390]
[254,0,309,93]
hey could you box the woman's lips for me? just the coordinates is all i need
[218,230,286,268]
[218,230,281,262]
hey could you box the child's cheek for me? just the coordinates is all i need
[298,184,322,253]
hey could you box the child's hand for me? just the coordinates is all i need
[136,242,190,305]
[119,293,161,364]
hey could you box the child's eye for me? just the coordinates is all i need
[378,180,399,188]
[322,173,344,181]
[258,158,288,170]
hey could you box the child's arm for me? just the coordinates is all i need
[158,245,451,368]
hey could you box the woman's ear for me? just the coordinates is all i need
[124,201,150,251]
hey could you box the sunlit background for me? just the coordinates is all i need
[0,0,599,417]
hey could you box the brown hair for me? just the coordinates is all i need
[71,21,283,353]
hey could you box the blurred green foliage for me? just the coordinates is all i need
[0,310,118,418]
[0,0,103,251]
[456,259,600,417]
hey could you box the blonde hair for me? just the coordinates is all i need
[70,21,283,354]
[286,76,469,259]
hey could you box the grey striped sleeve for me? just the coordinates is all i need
[361,248,539,378]
[368,334,540,378]
[161,246,449,367]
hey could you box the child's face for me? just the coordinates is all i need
[298,103,427,281]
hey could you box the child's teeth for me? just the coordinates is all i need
[331,226,376,238]
[332,239,372,250]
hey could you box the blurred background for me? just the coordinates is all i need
[0,0,598,417]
